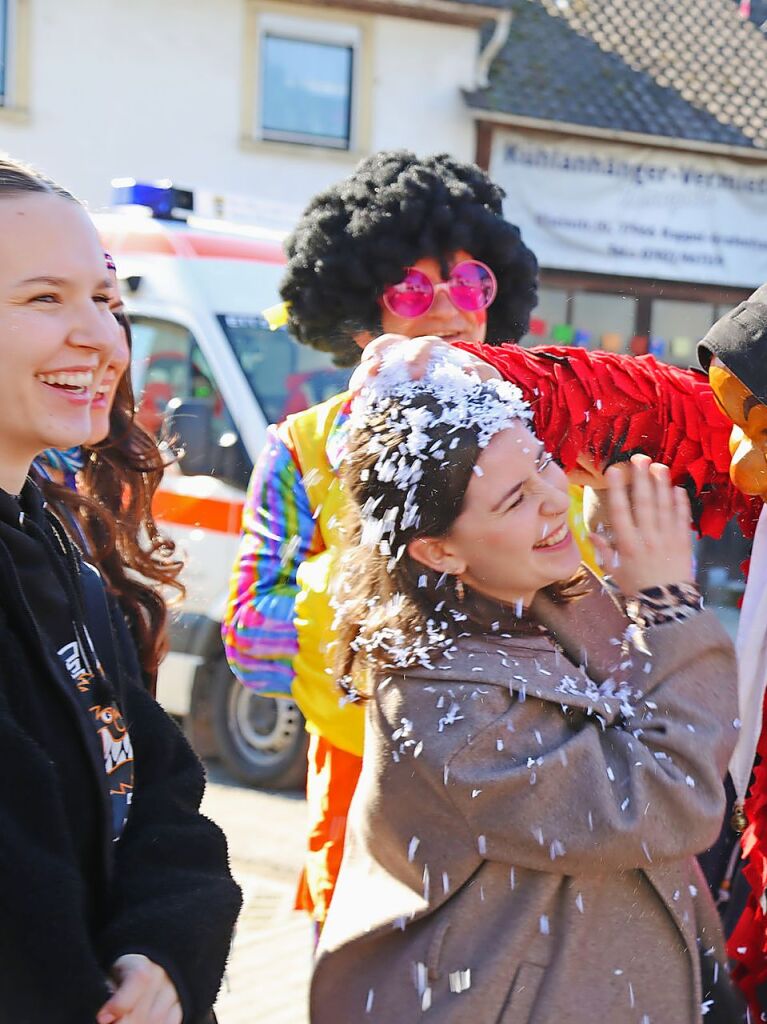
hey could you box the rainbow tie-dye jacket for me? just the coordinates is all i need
[222,389,597,758]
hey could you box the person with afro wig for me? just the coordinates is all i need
[280,150,538,366]
[222,150,544,933]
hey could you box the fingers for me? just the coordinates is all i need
[349,332,499,392]
[97,955,179,1024]
[348,333,409,391]
[648,461,674,538]
[604,462,639,556]
[588,531,619,571]
[624,454,656,539]
[97,962,147,1022]
[400,336,441,380]
[148,983,183,1024]
[601,456,694,593]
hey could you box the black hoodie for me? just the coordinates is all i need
[0,481,241,1024]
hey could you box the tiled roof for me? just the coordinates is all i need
[466,0,767,150]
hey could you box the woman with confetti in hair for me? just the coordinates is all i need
[311,350,744,1023]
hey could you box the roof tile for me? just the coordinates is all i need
[466,0,767,149]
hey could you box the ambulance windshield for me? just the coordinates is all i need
[218,314,353,423]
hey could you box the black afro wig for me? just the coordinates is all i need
[280,150,539,366]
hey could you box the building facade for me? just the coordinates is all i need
[0,0,499,219]
[467,0,767,367]
[1,0,766,368]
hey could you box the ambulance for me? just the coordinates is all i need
[96,180,351,788]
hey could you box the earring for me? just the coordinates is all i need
[455,576,465,602]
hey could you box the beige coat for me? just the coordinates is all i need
[311,583,739,1024]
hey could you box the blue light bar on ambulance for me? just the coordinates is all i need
[111,178,194,220]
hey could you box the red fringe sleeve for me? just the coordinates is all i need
[455,342,760,539]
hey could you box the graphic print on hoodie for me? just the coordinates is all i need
[58,636,134,839]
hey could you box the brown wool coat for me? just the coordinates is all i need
[311,583,740,1024]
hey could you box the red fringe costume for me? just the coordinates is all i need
[457,342,766,1014]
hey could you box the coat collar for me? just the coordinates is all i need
[420,574,639,722]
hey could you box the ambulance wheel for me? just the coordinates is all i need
[211,659,308,789]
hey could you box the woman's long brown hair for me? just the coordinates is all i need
[40,314,184,693]
[335,390,587,692]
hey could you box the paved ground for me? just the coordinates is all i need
[202,767,312,1024]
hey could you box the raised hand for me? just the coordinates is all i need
[590,454,694,596]
[348,333,501,392]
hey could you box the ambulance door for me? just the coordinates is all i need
[130,314,308,789]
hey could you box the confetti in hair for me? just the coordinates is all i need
[350,347,533,565]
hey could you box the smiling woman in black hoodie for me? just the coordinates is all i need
[0,160,241,1023]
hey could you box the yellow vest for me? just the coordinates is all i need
[287,392,598,758]
[287,394,363,756]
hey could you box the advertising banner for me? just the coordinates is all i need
[490,130,767,288]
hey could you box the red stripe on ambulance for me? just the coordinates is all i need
[153,490,244,535]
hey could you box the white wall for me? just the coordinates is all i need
[0,0,478,216]
[371,18,476,156]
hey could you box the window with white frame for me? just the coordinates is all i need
[258,15,359,150]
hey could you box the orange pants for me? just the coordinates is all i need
[294,733,362,925]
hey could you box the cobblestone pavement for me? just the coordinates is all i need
[201,767,312,1024]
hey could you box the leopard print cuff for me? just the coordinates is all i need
[626,582,703,628]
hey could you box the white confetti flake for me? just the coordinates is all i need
[628,982,635,1008]
[510,867,516,890]
[606,766,615,782]
[415,961,428,994]
[496,738,504,751]
[549,839,566,860]
[477,834,487,855]
[685,775,696,789]
[449,969,472,994]
[366,989,374,1013]
[408,836,420,862]
[575,892,584,913]
[539,914,550,935]
[689,884,698,897]
[471,788,482,799]
[442,871,450,895]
